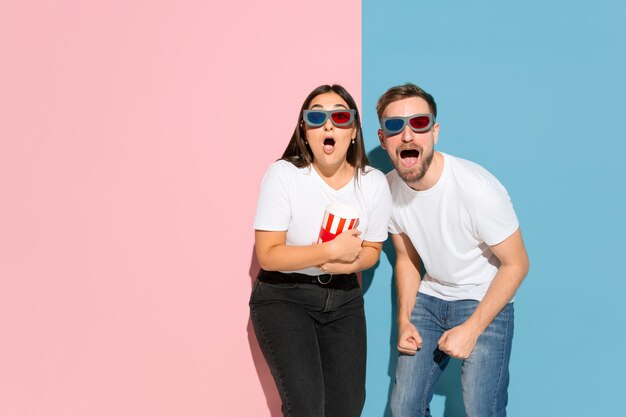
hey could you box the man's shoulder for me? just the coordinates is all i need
[445,153,502,189]
[446,153,489,175]
[385,169,402,186]
[444,153,511,204]
[385,169,408,194]
[361,165,387,182]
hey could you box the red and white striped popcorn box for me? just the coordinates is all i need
[317,202,360,243]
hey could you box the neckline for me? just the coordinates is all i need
[310,164,356,193]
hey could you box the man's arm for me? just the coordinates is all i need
[392,232,424,355]
[438,228,529,359]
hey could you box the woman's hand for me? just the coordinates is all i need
[318,260,354,275]
[326,229,363,262]
[256,230,379,273]
[318,240,383,275]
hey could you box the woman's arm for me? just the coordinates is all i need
[317,240,383,274]
[255,229,363,272]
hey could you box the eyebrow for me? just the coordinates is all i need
[310,103,349,109]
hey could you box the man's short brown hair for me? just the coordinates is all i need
[376,83,437,120]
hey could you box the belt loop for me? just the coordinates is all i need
[317,274,333,285]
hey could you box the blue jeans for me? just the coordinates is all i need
[391,293,514,417]
[249,274,366,417]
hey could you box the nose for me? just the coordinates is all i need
[323,117,334,131]
[401,125,413,143]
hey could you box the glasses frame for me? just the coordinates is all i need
[379,113,435,136]
[303,109,356,128]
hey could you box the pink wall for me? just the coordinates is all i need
[0,1,360,416]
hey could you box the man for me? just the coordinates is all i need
[377,83,529,417]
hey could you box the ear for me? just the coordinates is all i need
[432,122,440,145]
[300,120,308,136]
[378,129,386,149]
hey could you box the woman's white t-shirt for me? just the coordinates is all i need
[254,160,392,275]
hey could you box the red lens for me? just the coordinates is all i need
[331,111,351,124]
[409,115,431,130]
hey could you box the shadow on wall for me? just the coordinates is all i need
[367,145,393,176]
[247,247,282,417]
[369,146,467,417]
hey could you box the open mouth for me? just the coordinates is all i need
[323,138,336,154]
[400,149,419,166]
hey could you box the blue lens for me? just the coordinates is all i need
[306,111,327,125]
[384,118,405,133]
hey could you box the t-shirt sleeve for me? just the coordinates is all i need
[472,177,519,246]
[253,162,291,231]
[388,215,401,235]
[362,172,392,242]
[386,171,401,235]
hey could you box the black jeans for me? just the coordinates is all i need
[249,270,366,417]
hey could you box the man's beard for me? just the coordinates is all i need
[395,146,434,186]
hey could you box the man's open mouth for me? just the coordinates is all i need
[400,149,420,166]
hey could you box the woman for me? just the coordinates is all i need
[250,84,391,417]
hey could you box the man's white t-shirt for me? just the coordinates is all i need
[254,160,392,275]
[388,153,519,301]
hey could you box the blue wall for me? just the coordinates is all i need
[361,1,626,416]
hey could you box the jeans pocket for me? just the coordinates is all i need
[259,281,299,289]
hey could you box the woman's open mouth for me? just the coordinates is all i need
[323,138,336,154]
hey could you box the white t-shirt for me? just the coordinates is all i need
[254,160,392,275]
[388,153,519,301]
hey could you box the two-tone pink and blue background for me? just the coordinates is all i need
[1,1,625,416]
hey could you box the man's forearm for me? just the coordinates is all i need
[464,263,528,335]
[395,258,421,324]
